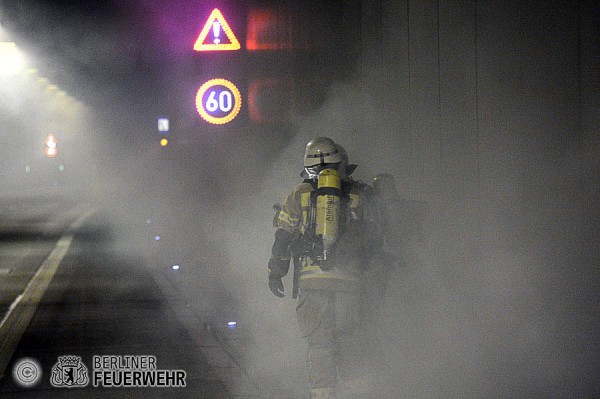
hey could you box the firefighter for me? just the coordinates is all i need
[268,137,381,399]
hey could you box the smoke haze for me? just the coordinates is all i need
[1,1,598,398]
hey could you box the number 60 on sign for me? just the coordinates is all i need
[195,78,242,125]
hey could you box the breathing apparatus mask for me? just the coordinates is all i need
[304,162,342,180]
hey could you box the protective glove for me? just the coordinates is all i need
[269,276,285,298]
[268,258,289,298]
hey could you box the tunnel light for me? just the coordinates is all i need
[172,265,180,271]
[227,321,237,329]
[36,76,48,85]
[46,84,58,94]
[25,67,38,78]
[0,42,25,75]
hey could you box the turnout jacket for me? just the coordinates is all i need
[271,178,380,292]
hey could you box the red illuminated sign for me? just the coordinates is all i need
[246,8,293,50]
[248,78,295,123]
[194,8,240,51]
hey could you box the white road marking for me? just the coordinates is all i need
[0,208,97,378]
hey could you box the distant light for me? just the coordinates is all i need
[59,164,65,171]
[145,219,152,224]
[160,138,168,147]
[45,134,57,148]
[45,146,57,158]
[45,134,58,158]
[25,165,30,173]
[154,235,160,241]
[227,321,237,329]
[172,265,180,271]
[158,117,169,132]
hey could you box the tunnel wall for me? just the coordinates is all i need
[357,0,599,267]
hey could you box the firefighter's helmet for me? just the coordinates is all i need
[303,137,343,179]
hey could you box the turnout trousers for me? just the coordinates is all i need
[296,289,361,398]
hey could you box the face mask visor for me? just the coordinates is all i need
[304,162,341,179]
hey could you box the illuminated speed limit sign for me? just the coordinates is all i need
[195,78,242,124]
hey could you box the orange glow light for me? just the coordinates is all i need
[246,8,293,51]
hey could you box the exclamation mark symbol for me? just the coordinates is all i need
[213,20,221,44]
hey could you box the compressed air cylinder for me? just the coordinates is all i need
[315,168,341,263]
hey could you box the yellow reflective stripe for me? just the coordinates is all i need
[349,193,360,209]
[300,191,312,234]
[301,192,311,208]
[301,192,311,219]
[277,210,299,228]
[299,273,359,283]
[299,265,359,282]
[301,265,321,273]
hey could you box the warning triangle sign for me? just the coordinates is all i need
[194,8,241,51]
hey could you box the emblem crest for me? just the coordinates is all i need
[50,355,89,387]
